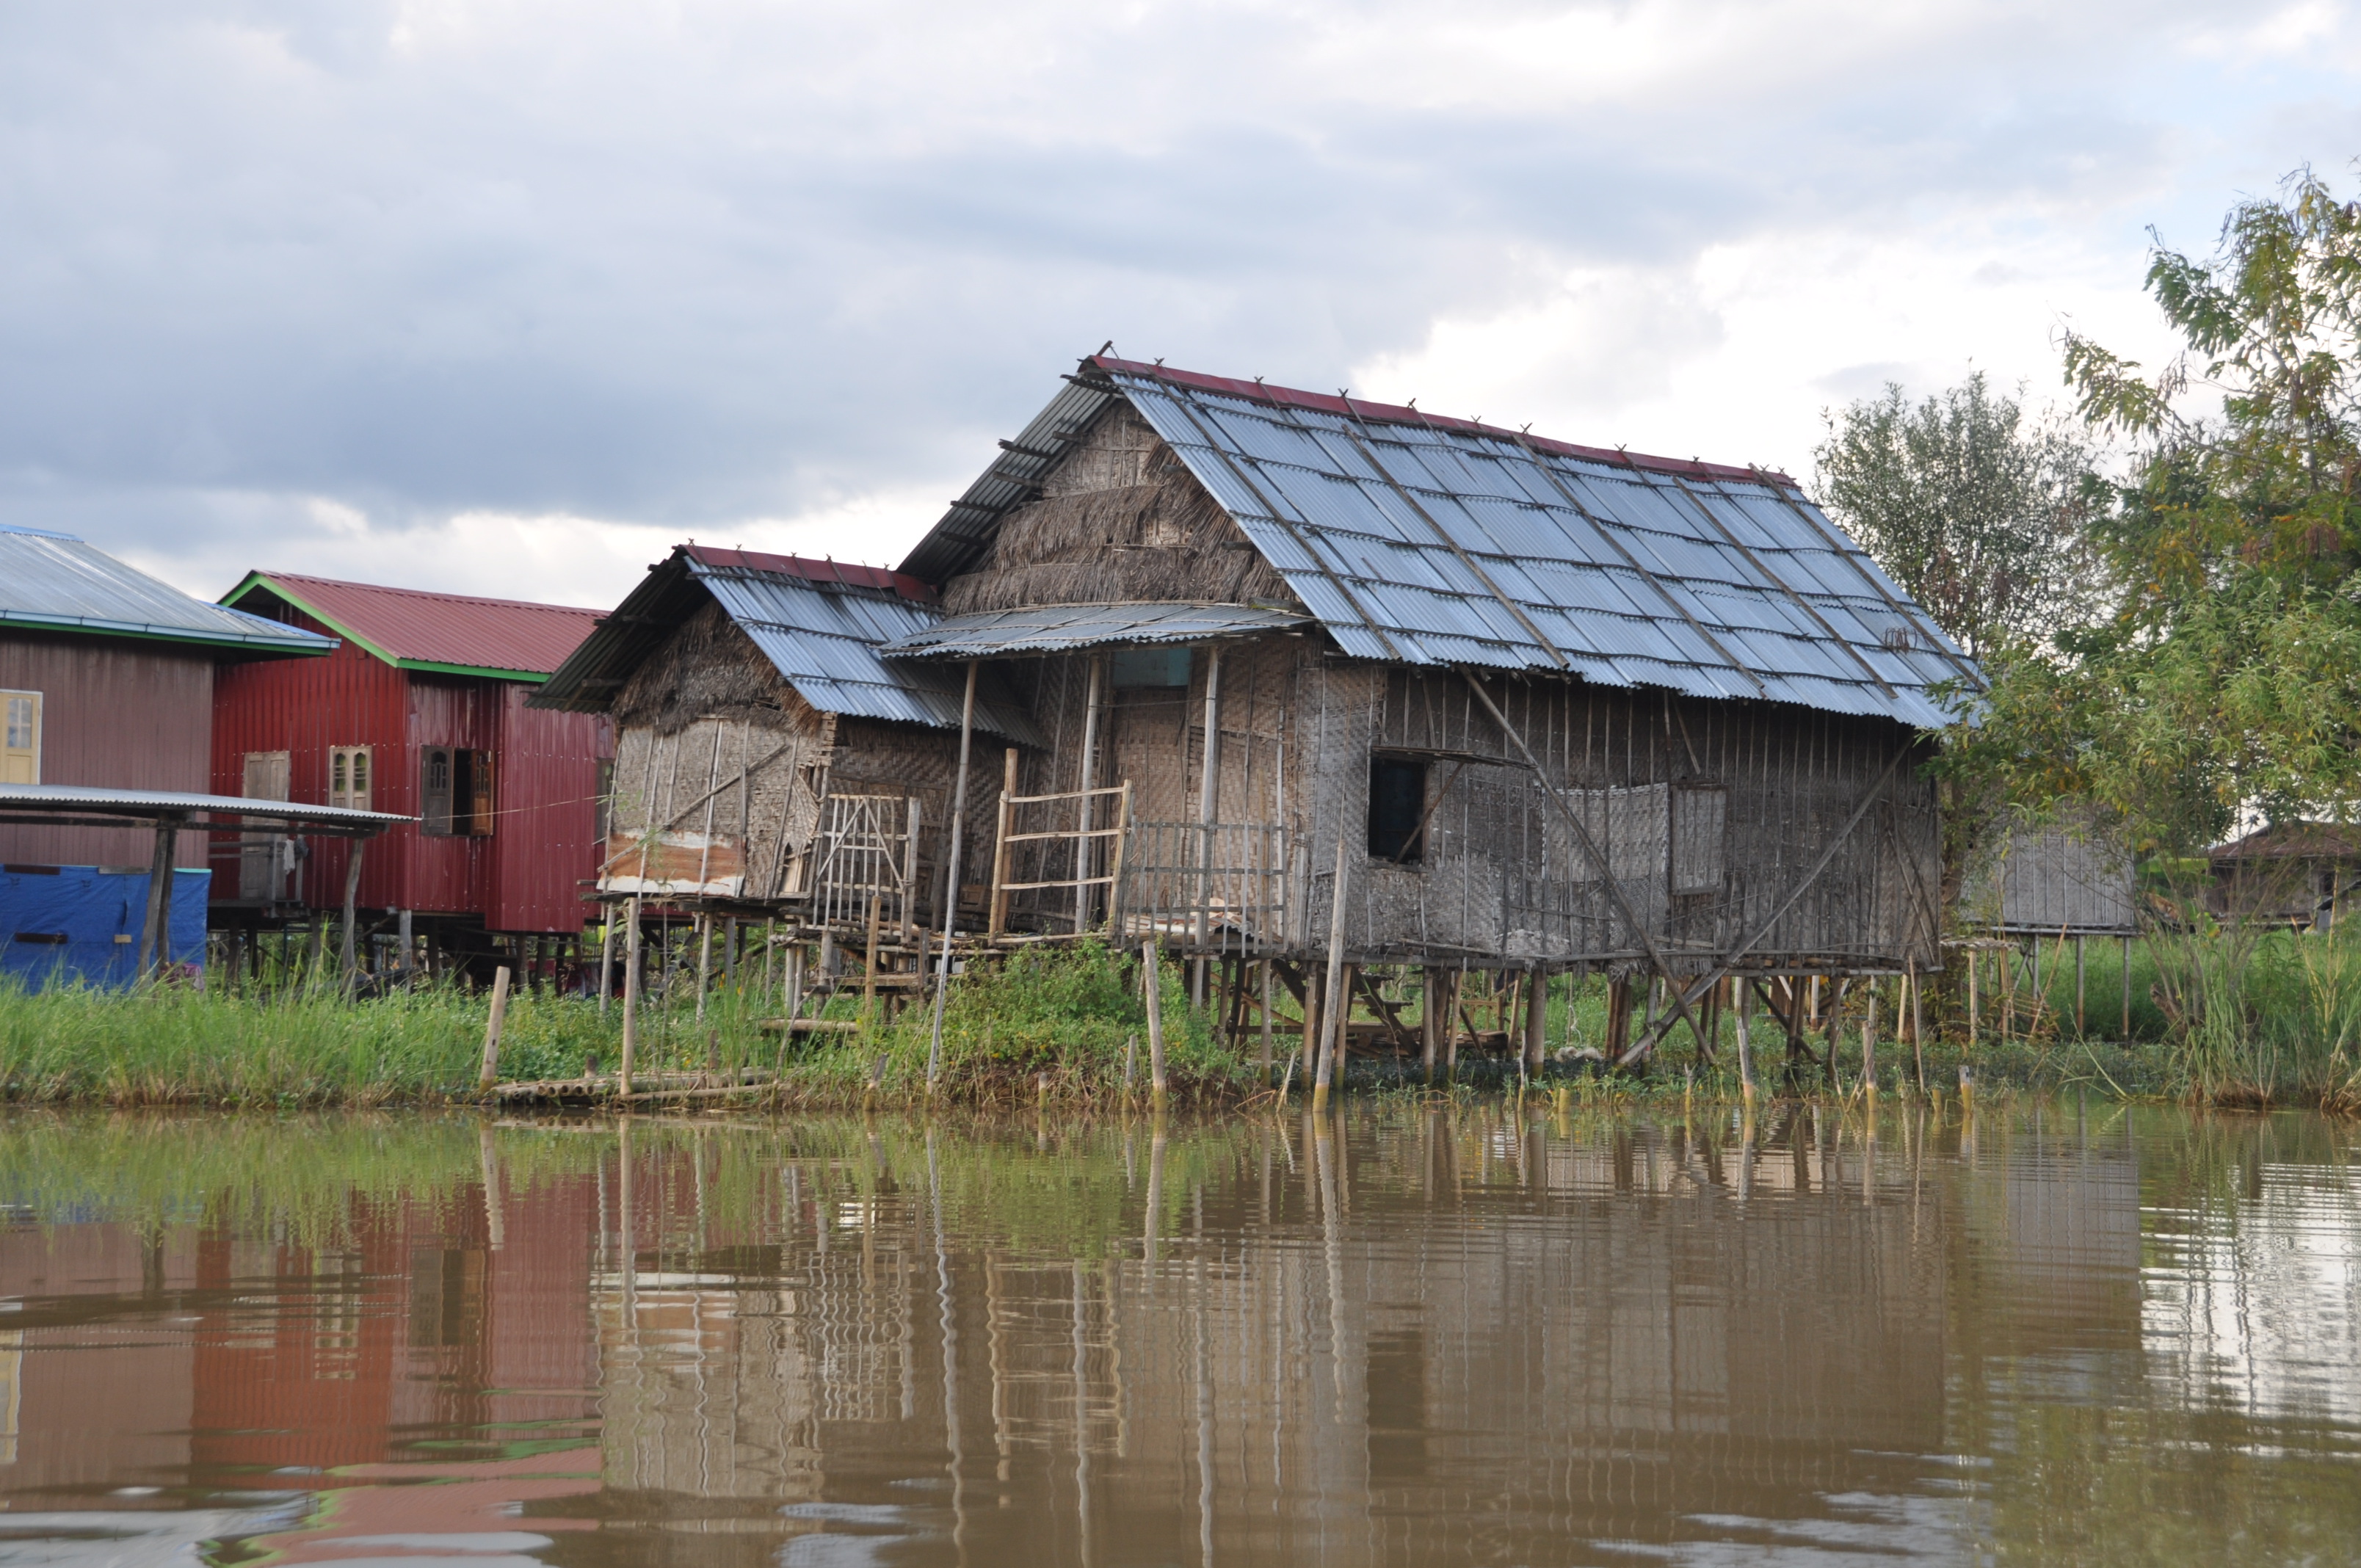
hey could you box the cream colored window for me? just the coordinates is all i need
[0,692,39,785]
[330,745,373,812]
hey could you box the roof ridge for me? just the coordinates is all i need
[1088,355,1796,487]
[254,570,603,617]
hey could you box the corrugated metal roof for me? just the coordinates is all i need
[0,526,335,655]
[882,602,1312,659]
[690,560,1041,743]
[532,547,1040,745]
[896,357,1982,727]
[0,783,408,828]
[224,572,602,680]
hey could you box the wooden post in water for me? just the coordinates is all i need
[1908,956,1926,1092]
[2122,934,2133,1039]
[1258,960,1274,1085]
[620,895,642,1097]
[1736,977,1755,1106]
[693,912,713,1023]
[1862,985,1878,1102]
[1141,937,1168,1098]
[2074,934,2086,1037]
[134,813,181,982]
[1421,965,1441,1084]
[1312,832,1351,1114]
[926,660,981,1094]
[1523,966,1548,1078]
[1299,959,1323,1097]
[479,965,512,1091]
[338,838,364,994]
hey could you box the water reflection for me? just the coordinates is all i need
[0,1104,2354,1566]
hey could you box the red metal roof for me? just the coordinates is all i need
[681,545,939,602]
[228,573,603,678]
[1088,355,1798,486]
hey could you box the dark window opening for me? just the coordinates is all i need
[1110,647,1193,688]
[1368,755,1429,863]
[422,747,495,838]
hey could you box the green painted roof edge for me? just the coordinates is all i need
[222,574,551,683]
[0,606,336,653]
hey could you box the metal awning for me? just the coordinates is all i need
[881,602,1313,661]
[0,785,410,838]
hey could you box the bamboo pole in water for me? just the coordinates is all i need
[620,895,642,1097]
[1313,832,1351,1112]
[1141,938,1168,1098]
[478,965,511,1091]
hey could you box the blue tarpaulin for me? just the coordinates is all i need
[0,864,211,992]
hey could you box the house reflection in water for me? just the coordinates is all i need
[7,1107,2335,1564]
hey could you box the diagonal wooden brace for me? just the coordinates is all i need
[1458,670,1712,1062]
[1615,744,1915,1067]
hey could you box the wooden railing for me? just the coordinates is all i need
[987,757,1131,939]
[1112,821,1296,956]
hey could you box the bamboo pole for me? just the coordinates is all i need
[1908,955,1926,1092]
[1737,976,1755,1106]
[338,838,365,994]
[1141,937,1168,1098]
[1258,960,1274,1084]
[1312,832,1351,1113]
[620,895,642,1097]
[926,661,980,1093]
[2122,934,2133,1039]
[1862,984,1877,1102]
[989,747,1018,940]
[598,914,615,1017]
[1073,653,1103,934]
[863,890,882,1017]
[694,912,713,1023]
[478,965,512,1091]
[1421,965,1440,1084]
[134,813,181,982]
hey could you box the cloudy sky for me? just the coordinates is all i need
[3,0,2357,610]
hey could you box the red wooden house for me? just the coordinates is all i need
[209,573,612,960]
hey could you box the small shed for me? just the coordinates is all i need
[0,525,333,870]
[2210,822,2360,928]
[1961,819,2137,935]
[211,573,612,965]
[532,546,1034,927]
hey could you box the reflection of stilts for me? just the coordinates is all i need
[1073,1261,1092,1568]
[929,1133,969,1568]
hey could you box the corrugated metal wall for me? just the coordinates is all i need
[0,631,215,868]
[212,614,610,932]
[492,685,612,932]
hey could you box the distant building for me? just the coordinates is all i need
[1960,817,2139,936]
[2209,821,2360,929]
[211,573,612,968]
[0,526,334,985]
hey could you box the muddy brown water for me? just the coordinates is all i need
[0,1102,2355,1566]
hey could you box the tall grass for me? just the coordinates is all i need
[4,924,2358,1109]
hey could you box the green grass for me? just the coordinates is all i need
[0,926,2355,1110]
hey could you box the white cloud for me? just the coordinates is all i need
[1,0,2357,603]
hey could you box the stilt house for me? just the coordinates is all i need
[540,355,1973,1059]
[533,547,1037,931]
[211,573,612,970]
[883,356,1970,994]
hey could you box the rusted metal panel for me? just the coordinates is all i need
[597,830,745,899]
[0,630,216,868]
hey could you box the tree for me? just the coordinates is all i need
[1962,165,2361,856]
[1813,374,2102,661]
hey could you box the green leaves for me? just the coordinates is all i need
[1813,371,2101,661]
